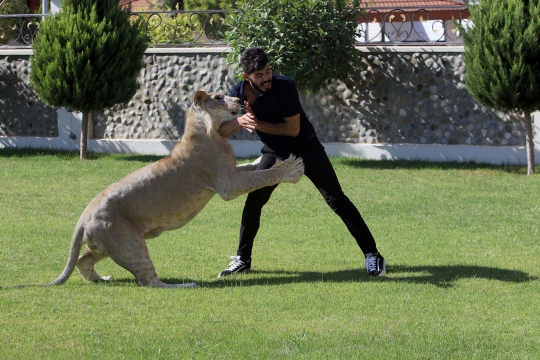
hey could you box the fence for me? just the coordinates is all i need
[358,7,470,44]
[3,3,540,165]
[0,6,470,48]
[2,45,539,165]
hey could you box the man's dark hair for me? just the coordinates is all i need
[240,47,269,74]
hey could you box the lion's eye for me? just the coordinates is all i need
[215,95,223,100]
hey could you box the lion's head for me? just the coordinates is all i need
[186,90,242,136]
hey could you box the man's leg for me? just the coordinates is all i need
[302,149,379,255]
[237,153,280,260]
[302,149,385,276]
[237,183,278,261]
[218,153,279,277]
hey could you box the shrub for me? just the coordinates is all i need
[184,0,236,10]
[137,0,201,45]
[225,0,366,94]
[164,0,184,10]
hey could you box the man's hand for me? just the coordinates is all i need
[219,101,301,137]
[237,101,259,133]
[217,101,259,137]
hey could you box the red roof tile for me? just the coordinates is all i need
[362,0,469,21]
[120,0,164,11]
[365,0,467,10]
[119,1,467,12]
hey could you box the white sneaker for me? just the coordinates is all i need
[364,253,386,277]
[217,256,251,278]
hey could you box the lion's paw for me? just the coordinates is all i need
[281,156,304,183]
[169,282,198,288]
[272,154,296,169]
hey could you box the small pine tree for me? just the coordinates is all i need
[460,0,540,174]
[30,0,148,158]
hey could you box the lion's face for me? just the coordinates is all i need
[193,90,242,132]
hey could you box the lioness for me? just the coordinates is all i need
[45,91,304,288]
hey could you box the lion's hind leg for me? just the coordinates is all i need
[109,239,197,288]
[76,244,111,282]
[99,222,197,288]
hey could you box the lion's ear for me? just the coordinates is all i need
[194,90,207,107]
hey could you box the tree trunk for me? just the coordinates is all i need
[80,111,89,159]
[299,90,307,109]
[524,109,535,175]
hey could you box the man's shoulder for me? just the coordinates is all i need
[233,79,246,88]
[230,79,246,96]
[273,74,295,84]
[272,74,298,92]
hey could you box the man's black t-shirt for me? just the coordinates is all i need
[229,74,323,156]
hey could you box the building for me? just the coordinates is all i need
[25,0,164,12]
[119,0,165,10]
[358,0,470,43]
[26,0,40,11]
[366,0,469,21]
[24,0,470,44]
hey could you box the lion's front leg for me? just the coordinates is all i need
[214,155,304,201]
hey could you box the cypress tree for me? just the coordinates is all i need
[460,0,540,174]
[30,0,148,159]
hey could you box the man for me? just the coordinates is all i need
[218,47,386,277]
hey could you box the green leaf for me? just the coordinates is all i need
[460,0,540,113]
[30,0,148,112]
[225,0,366,93]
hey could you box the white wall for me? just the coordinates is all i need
[2,110,539,165]
[357,20,449,43]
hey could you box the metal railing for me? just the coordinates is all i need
[131,10,228,47]
[358,7,471,45]
[0,7,470,49]
[0,14,41,47]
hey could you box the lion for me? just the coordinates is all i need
[39,91,304,289]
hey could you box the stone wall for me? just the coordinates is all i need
[93,53,242,141]
[1,48,525,147]
[0,55,58,137]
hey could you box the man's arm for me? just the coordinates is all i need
[219,101,300,137]
[229,101,300,137]
[219,112,300,137]
[255,113,300,137]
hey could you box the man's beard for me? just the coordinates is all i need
[252,79,272,93]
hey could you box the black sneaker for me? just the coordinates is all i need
[364,253,386,277]
[217,256,251,278]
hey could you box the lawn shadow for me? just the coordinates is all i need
[1,148,528,174]
[188,264,537,289]
[0,147,166,163]
[0,147,81,159]
[337,158,528,174]
[65,264,536,289]
[110,154,163,163]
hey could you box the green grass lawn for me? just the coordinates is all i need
[0,149,538,359]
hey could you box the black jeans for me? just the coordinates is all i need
[236,148,379,261]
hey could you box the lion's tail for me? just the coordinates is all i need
[45,224,85,286]
[0,225,85,290]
